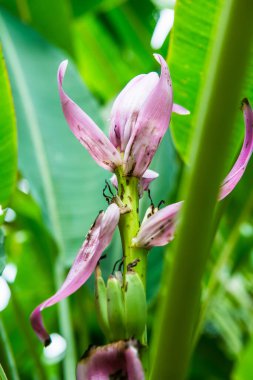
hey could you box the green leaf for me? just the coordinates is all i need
[0,45,17,207]
[71,0,125,16]
[169,0,253,163]
[73,0,155,101]
[0,229,5,274]
[233,337,253,380]
[0,0,73,55]
[0,8,108,265]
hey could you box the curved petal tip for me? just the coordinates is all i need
[57,60,68,86]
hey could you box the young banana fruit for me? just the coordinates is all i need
[95,267,146,342]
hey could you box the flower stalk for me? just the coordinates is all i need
[116,168,147,288]
[30,40,253,379]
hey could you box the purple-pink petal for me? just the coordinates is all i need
[133,201,183,249]
[133,100,253,249]
[219,98,253,200]
[110,74,159,152]
[124,345,145,380]
[58,61,122,172]
[76,340,144,380]
[124,54,173,177]
[172,103,190,115]
[30,204,120,345]
[141,169,159,191]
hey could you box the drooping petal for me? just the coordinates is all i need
[133,100,253,250]
[172,103,190,115]
[77,340,144,380]
[110,73,159,151]
[58,61,122,171]
[219,98,253,200]
[124,54,173,177]
[110,173,118,189]
[140,169,159,191]
[133,201,183,248]
[110,169,159,197]
[30,204,120,345]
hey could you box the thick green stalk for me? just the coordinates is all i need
[0,317,20,380]
[116,168,148,370]
[151,1,253,379]
[116,169,147,287]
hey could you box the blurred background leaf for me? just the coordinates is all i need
[169,0,253,167]
[0,8,108,265]
[0,45,17,208]
[0,0,73,54]
[0,229,5,274]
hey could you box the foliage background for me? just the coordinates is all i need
[0,0,253,379]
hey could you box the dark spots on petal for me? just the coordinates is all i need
[241,98,249,109]
[120,184,125,200]
[110,369,127,380]
[114,124,120,140]
[44,337,52,347]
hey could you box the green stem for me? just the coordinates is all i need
[10,289,47,380]
[116,168,148,374]
[0,317,20,380]
[0,364,8,380]
[151,1,253,379]
[193,189,253,348]
[116,169,147,287]
[54,260,76,380]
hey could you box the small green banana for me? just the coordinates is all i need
[95,266,110,338]
[107,274,126,341]
[124,271,147,340]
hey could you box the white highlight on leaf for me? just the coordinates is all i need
[151,9,174,50]
[2,263,17,283]
[4,208,16,223]
[14,231,28,244]
[239,222,253,238]
[43,333,67,363]
[0,277,11,311]
[18,178,30,194]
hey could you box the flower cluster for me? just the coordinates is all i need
[30,55,253,379]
